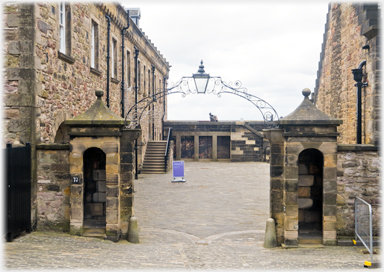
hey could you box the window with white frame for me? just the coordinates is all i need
[59,2,66,53]
[127,51,131,86]
[91,21,99,69]
[58,2,72,60]
[112,38,117,78]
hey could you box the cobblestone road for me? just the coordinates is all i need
[4,162,380,270]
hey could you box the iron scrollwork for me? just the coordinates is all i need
[125,67,279,129]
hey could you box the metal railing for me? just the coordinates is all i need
[355,197,373,264]
[5,143,32,242]
[164,127,173,172]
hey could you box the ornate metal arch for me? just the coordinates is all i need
[125,66,279,129]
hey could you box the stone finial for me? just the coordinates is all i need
[302,88,311,98]
[95,90,104,98]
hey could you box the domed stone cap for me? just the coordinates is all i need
[279,88,342,126]
[65,90,124,126]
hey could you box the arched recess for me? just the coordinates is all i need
[52,110,73,143]
[298,148,324,243]
[83,148,106,231]
[54,122,70,143]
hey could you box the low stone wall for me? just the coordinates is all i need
[336,144,380,236]
[231,125,264,162]
[166,141,174,172]
[36,144,71,231]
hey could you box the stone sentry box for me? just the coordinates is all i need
[65,90,140,242]
[264,89,342,246]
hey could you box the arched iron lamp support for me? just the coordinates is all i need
[125,61,279,129]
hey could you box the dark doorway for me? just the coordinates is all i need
[199,136,212,159]
[181,136,194,159]
[298,148,323,244]
[83,148,106,235]
[217,136,230,159]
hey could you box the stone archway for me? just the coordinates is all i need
[51,110,73,143]
[298,148,324,244]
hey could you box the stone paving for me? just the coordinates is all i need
[4,162,380,270]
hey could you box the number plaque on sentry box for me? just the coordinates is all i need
[172,161,186,183]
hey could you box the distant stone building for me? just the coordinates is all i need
[164,121,268,162]
[313,3,380,145]
[3,2,170,238]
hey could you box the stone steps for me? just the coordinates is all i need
[141,141,167,174]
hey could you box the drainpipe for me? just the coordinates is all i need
[134,46,139,179]
[105,14,111,108]
[351,60,367,144]
[151,64,155,140]
[121,11,130,118]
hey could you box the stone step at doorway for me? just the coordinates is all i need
[83,228,106,238]
[298,230,323,244]
[83,219,106,238]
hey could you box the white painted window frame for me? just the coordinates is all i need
[59,2,66,53]
[91,23,95,68]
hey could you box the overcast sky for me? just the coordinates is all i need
[122,1,330,121]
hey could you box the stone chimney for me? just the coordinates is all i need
[126,8,141,27]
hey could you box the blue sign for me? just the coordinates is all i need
[172,161,186,182]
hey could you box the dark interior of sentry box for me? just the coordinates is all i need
[298,148,323,243]
[83,148,106,229]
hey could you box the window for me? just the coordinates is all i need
[127,51,131,86]
[59,2,66,53]
[154,75,156,95]
[159,79,162,103]
[112,39,117,78]
[143,65,146,95]
[148,69,151,96]
[58,3,74,63]
[138,61,141,93]
[91,21,99,69]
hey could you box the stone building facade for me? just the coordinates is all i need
[3,2,170,235]
[312,2,381,241]
[313,3,380,145]
[164,121,268,162]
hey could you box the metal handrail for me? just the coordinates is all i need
[355,197,373,264]
[164,127,172,172]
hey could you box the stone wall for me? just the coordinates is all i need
[230,124,264,162]
[36,144,70,231]
[336,145,380,236]
[314,3,380,145]
[166,141,174,172]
